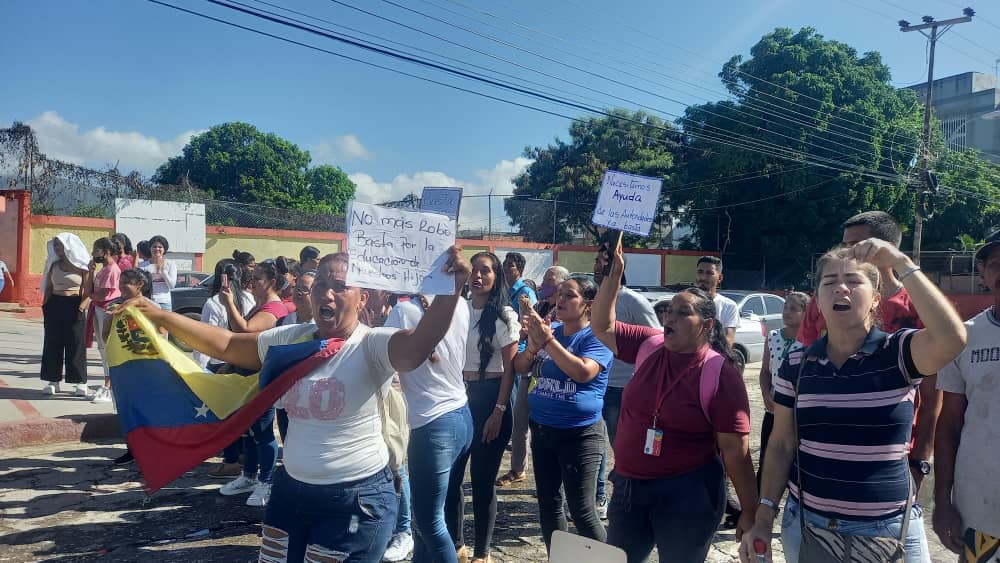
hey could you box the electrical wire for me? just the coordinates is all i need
[366,0,908,173]
[435,0,929,159]
[194,0,916,185]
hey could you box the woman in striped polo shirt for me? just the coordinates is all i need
[740,240,966,563]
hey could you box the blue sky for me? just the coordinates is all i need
[3,0,999,231]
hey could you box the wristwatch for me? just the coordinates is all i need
[909,459,932,475]
[494,403,507,412]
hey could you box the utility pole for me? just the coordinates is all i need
[552,197,557,244]
[488,188,493,240]
[899,8,974,265]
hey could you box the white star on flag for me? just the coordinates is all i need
[194,402,211,418]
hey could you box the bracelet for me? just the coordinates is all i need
[494,403,507,412]
[898,265,921,282]
[758,498,779,511]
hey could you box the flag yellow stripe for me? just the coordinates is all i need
[106,306,261,418]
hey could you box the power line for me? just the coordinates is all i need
[421,0,926,167]
[366,0,911,173]
[190,0,916,185]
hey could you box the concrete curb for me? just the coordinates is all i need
[0,413,121,449]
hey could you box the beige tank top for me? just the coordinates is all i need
[50,262,83,293]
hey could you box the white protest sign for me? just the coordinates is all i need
[347,202,456,295]
[591,170,663,236]
[420,187,463,221]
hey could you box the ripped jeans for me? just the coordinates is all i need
[261,465,398,563]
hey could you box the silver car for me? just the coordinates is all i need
[720,291,787,333]
[650,293,767,367]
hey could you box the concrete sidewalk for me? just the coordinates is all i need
[0,311,121,448]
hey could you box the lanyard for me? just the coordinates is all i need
[651,347,707,428]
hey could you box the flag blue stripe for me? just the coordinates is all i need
[111,359,221,434]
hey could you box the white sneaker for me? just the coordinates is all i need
[91,386,112,403]
[42,382,61,395]
[383,532,414,561]
[597,497,609,520]
[245,482,271,506]
[73,384,91,397]
[219,475,257,496]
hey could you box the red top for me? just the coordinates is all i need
[251,300,289,323]
[613,322,751,479]
[797,286,922,347]
[281,296,297,314]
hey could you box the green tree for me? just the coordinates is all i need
[672,27,925,286]
[303,165,355,215]
[153,122,313,209]
[921,149,1000,250]
[506,109,679,244]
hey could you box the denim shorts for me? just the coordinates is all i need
[262,465,398,563]
[780,496,931,563]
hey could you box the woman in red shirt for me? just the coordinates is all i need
[215,257,290,506]
[591,240,758,563]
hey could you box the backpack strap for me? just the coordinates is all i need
[635,333,724,423]
[634,333,664,372]
[698,348,724,423]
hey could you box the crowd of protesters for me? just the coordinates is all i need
[32,208,1000,563]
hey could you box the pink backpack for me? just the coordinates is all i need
[633,335,725,423]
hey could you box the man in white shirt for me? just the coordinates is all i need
[934,231,1000,559]
[695,255,740,346]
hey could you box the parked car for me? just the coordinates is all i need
[175,271,210,288]
[719,291,786,333]
[169,275,214,352]
[651,293,766,367]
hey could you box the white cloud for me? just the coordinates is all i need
[348,156,533,232]
[312,134,372,163]
[26,111,201,173]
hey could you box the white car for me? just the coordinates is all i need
[650,293,766,367]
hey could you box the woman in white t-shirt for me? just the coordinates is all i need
[756,291,807,487]
[128,250,471,563]
[446,252,520,563]
[141,235,177,310]
[193,259,255,371]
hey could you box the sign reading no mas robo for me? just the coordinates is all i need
[347,201,457,295]
[591,170,663,236]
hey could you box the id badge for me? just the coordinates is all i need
[643,428,663,456]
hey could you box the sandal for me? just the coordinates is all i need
[495,470,526,487]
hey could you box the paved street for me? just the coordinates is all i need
[0,311,954,562]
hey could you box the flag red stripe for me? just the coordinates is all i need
[130,338,343,493]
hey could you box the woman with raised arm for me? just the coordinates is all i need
[446,252,521,563]
[589,238,756,563]
[739,241,967,563]
[513,274,612,550]
[123,248,471,563]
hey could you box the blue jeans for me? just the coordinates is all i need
[394,465,411,536]
[262,465,397,563]
[243,407,278,483]
[409,405,473,563]
[780,497,931,563]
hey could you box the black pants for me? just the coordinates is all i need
[607,458,726,563]
[757,411,775,489]
[40,295,87,384]
[446,378,513,558]
[529,418,607,549]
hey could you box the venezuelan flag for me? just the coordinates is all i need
[107,307,340,493]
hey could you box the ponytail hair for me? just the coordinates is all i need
[681,287,737,364]
[257,257,291,291]
[210,258,249,313]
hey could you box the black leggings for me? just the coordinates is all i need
[40,295,87,384]
[530,418,607,549]
[757,411,775,489]
[446,378,512,558]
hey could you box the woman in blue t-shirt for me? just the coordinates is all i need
[514,274,612,550]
